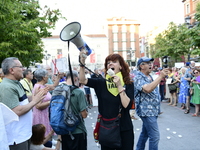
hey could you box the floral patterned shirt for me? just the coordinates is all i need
[134,71,160,117]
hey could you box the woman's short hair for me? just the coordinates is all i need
[34,69,47,82]
[31,124,45,145]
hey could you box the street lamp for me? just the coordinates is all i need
[184,16,193,61]
[44,50,51,65]
[127,48,135,66]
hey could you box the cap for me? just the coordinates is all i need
[186,62,191,66]
[137,57,154,67]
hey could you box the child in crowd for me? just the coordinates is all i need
[30,124,61,150]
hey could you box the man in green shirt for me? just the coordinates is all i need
[0,57,48,150]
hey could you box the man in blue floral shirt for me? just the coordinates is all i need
[134,57,168,150]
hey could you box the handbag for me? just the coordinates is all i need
[93,105,122,148]
[130,99,135,109]
[168,77,177,91]
[168,84,177,91]
[98,114,121,148]
[93,114,102,143]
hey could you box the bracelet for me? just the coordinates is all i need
[119,89,125,94]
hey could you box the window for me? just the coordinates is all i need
[122,42,126,50]
[130,33,135,42]
[131,42,135,50]
[122,33,126,42]
[113,33,118,42]
[130,25,135,32]
[122,25,126,32]
[112,25,118,33]
[114,43,118,51]
[186,4,190,14]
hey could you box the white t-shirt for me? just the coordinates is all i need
[30,143,45,150]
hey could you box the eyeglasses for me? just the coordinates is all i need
[12,66,24,68]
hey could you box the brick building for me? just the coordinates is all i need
[182,0,200,24]
[107,17,140,66]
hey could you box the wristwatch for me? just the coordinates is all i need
[57,139,62,143]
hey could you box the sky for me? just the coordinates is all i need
[39,0,184,36]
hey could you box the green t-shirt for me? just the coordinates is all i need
[0,78,26,109]
[70,88,88,134]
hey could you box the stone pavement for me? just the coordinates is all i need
[85,102,200,150]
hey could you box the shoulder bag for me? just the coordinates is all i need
[93,107,122,149]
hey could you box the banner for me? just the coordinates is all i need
[175,62,184,68]
[90,53,95,63]
[51,57,68,74]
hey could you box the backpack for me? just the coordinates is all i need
[49,83,80,139]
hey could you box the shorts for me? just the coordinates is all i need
[169,89,177,94]
[84,88,91,95]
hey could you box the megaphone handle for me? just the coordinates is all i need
[79,47,88,58]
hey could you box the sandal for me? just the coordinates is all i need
[181,105,185,109]
[131,116,138,120]
[192,113,199,117]
[184,109,190,114]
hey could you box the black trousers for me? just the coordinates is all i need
[61,133,87,150]
[101,129,134,150]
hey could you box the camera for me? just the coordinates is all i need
[163,64,168,68]
[162,56,169,69]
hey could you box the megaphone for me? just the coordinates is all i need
[60,22,92,56]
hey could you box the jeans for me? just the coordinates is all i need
[159,84,165,101]
[136,116,160,150]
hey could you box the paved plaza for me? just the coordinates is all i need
[85,102,200,150]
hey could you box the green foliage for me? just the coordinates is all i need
[0,0,66,67]
[153,22,190,61]
[153,23,200,62]
[153,2,200,62]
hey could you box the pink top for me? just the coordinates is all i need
[32,84,52,136]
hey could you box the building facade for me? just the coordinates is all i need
[182,0,200,24]
[41,34,108,71]
[107,17,140,66]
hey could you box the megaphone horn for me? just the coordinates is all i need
[60,22,92,56]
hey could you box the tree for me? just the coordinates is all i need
[153,22,192,62]
[0,0,65,67]
[153,3,200,62]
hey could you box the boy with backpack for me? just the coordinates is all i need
[50,70,88,150]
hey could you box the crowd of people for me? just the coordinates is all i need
[149,61,200,117]
[1,53,200,150]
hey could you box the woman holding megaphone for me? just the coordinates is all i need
[79,51,134,150]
